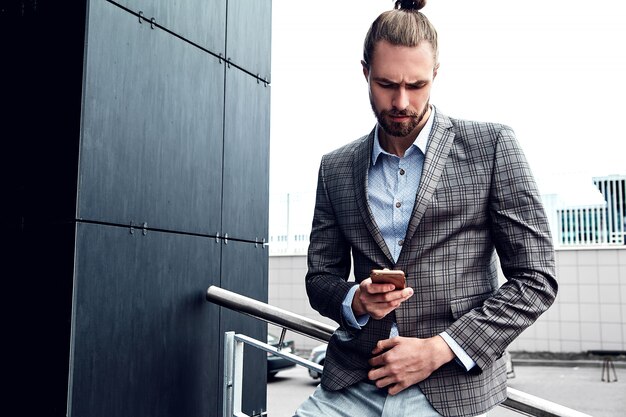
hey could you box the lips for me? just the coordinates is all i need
[386,110,416,118]
[387,114,414,123]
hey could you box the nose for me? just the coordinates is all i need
[392,87,409,111]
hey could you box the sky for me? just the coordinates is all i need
[269,0,626,201]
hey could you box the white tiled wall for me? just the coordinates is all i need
[267,255,335,352]
[508,247,626,353]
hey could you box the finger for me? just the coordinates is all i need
[371,337,398,355]
[373,286,414,300]
[401,287,414,299]
[375,376,397,389]
[368,367,393,385]
[371,344,385,355]
[367,282,397,294]
[360,278,395,295]
[387,382,409,395]
[364,290,409,309]
[367,367,381,381]
[368,353,384,367]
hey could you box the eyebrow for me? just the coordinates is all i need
[372,77,428,87]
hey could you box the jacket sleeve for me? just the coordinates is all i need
[445,127,558,372]
[305,157,355,326]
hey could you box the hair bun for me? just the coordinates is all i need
[394,0,426,11]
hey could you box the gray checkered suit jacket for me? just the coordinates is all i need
[305,107,557,417]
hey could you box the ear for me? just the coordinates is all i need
[361,60,370,82]
[433,63,440,79]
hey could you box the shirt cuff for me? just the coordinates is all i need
[341,285,370,329]
[439,331,476,371]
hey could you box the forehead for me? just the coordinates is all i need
[370,40,436,80]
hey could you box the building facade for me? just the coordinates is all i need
[593,175,626,245]
[556,175,625,247]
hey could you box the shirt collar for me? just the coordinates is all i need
[372,106,435,166]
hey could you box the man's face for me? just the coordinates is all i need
[363,40,438,140]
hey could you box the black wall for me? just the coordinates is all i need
[1,0,271,415]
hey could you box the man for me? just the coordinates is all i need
[296,1,557,417]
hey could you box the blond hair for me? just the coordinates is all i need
[362,2,439,68]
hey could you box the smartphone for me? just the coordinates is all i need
[370,269,406,289]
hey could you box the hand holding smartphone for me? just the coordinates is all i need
[370,268,406,289]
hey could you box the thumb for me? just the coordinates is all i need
[401,287,414,298]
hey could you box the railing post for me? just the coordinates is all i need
[223,331,235,417]
[224,331,248,417]
[233,337,244,416]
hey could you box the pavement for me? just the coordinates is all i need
[267,360,625,417]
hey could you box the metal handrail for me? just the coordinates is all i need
[207,285,334,343]
[502,388,593,417]
[207,285,592,417]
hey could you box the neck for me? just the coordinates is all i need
[378,131,414,157]
[378,106,431,157]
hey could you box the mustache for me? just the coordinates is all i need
[382,110,419,118]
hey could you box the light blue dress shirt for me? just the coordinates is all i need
[341,108,476,371]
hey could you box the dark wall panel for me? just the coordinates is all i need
[222,68,271,241]
[111,0,227,56]
[219,239,269,415]
[69,223,222,417]
[226,0,272,81]
[79,0,224,235]
[4,0,271,415]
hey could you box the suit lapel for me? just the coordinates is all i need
[402,109,455,250]
[353,128,395,265]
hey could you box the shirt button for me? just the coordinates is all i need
[398,239,404,246]
[399,169,405,175]
[395,202,401,208]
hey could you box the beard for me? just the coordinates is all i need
[371,100,430,138]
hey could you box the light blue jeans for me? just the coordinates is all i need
[294,381,455,417]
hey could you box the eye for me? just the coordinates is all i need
[407,83,426,90]
[377,82,395,89]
